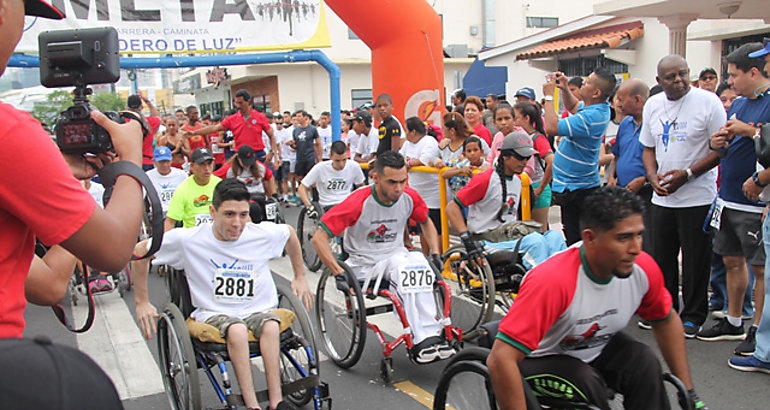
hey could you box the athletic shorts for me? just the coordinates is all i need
[713,207,765,266]
[275,161,290,181]
[288,159,296,174]
[531,181,552,210]
[295,159,316,177]
[204,311,281,340]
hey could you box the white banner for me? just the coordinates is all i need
[18,0,330,54]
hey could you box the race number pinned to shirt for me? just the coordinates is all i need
[195,214,213,226]
[709,198,725,230]
[160,188,175,205]
[213,268,256,304]
[326,177,346,191]
[396,261,434,294]
[265,202,278,221]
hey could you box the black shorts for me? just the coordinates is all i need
[275,161,290,181]
[295,159,316,177]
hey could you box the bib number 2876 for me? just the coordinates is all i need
[398,264,433,294]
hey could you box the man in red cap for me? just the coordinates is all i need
[1,0,145,338]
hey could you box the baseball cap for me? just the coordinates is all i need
[127,94,142,109]
[749,38,770,59]
[272,112,282,118]
[237,145,257,167]
[153,146,173,162]
[191,147,214,164]
[352,111,372,127]
[361,102,374,109]
[0,336,121,409]
[514,87,536,100]
[500,131,535,157]
[699,67,718,79]
[25,0,64,19]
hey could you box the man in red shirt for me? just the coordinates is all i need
[127,92,161,171]
[184,105,209,152]
[1,0,145,339]
[185,89,275,164]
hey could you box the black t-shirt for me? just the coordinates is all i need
[293,125,319,162]
[376,116,402,156]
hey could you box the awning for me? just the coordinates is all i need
[462,57,508,97]
[516,22,644,61]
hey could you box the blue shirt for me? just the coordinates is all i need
[612,116,646,187]
[719,90,770,210]
[552,102,611,192]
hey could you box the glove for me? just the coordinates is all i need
[678,388,708,410]
[460,231,484,264]
[305,205,318,219]
[431,253,444,274]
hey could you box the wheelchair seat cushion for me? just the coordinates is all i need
[186,308,296,344]
[486,250,518,267]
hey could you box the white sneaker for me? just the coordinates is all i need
[437,343,456,360]
[414,346,440,364]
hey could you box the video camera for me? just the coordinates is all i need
[39,27,134,154]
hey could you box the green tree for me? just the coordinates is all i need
[91,92,126,112]
[30,89,72,126]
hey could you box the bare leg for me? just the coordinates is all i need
[227,324,260,409]
[752,264,765,325]
[724,255,750,320]
[259,320,283,409]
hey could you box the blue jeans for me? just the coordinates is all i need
[754,215,770,362]
[709,250,755,317]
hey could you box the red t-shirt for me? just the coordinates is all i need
[220,109,270,152]
[209,132,225,164]
[143,116,161,165]
[184,122,208,152]
[473,122,493,147]
[0,103,96,338]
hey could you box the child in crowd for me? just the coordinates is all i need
[513,101,553,231]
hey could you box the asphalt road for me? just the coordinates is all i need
[21,204,770,409]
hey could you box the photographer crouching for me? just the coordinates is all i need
[1,1,144,339]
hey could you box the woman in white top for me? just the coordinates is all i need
[400,117,441,237]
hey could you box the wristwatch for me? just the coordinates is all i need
[753,127,762,140]
[753,171,768,188]
[686,168,695,181]
[544,95,554,101]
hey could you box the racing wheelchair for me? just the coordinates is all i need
[158,267,331,410]
[297,201,325,272]
[314,257,461,383]
[431,322,695,410]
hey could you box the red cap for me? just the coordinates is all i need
[26,0,64,20]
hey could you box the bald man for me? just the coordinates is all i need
[607,79,652,253]
[640,55,725,338]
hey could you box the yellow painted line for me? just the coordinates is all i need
[393,380,455,410]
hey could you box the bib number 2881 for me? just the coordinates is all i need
[214,269,255,303]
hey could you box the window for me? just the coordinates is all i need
[558,56,627,78]
[526,17,559,28]
[351,89,372,109]
[251,94,271,115]
[348,28,359,40]
[200,101,224,119]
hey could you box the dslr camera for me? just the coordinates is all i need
[39,27,136,154]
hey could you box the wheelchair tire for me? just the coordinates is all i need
[441,245,496,339]
[157,303,201,410]
[315,262,366,369]
[297,202,324,272]
[276,281,320,407]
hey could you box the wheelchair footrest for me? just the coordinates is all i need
[254,375,322,403]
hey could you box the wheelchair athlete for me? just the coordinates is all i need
[487,187,707,410]
[312,151,454,363]
[298,140,366,216]
[139,178,313,410]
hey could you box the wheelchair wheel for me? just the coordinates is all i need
[276,282,319,406]
[315,262,366,368]
[157,303,201,410]
[297,202,324,272]
[442,245,496,339]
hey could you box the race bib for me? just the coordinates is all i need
[213,268,255,304]
[326,177,346,191]
[265,202,278,221]
[195,214,213,226]
[709,198,725,230]
[160,188,175,205]
[396,261,434,294]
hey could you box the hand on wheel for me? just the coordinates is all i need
[460,231,485,267]
[305,205,318,219]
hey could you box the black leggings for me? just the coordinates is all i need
[519,332,668,410]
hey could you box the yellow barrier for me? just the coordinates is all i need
[359,162,531,253]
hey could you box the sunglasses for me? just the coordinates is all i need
[502,150,531,161]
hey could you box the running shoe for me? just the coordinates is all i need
[683,321,699,339]
[437,342,457,360]
[274,401,298,410]
[88,278,112,293]
[728,355,770,375]
[734,325,757,356]
[411,336,442,364]
[696,317,744,341]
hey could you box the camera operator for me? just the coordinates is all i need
[1,1,144,339]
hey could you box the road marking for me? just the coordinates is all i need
[393,380,448,409]
[73,290,164,400]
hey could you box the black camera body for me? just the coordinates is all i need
[39,27,122,155]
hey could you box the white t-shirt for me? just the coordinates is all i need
[455,169,522,234]
[147,167,189,212]
[347,131,361,158]
[355,127,380,158]
[318,125,333,160]
[152,222,289,322]
[275,127,294,162]
[639,87,725,208]
[400,136,440,208]
[262,131,271,154]
[87,181,105,208]
[227,162,269,195]
[301,159,366,207]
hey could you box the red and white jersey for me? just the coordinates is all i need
[454,168,521,234]
[497,246,672,362]
[320,185,428,268]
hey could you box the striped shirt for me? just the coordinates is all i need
[552,102,610,193]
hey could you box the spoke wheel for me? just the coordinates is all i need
[315,264,366,368]
[157,303,200,410]
[441,246,496,339]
